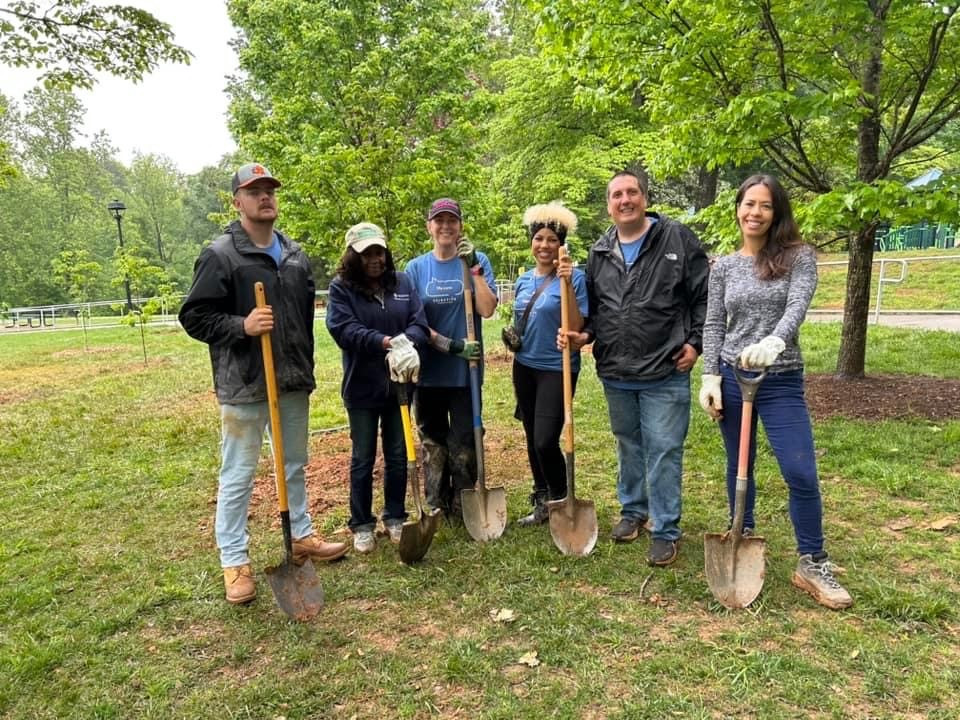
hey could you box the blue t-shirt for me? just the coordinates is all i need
[513,269,589,373]
[405,251,497,387]
[619,216,658,270]
[265,231,282,265]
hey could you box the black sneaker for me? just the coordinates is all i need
[611,516,645,543]
[648,538,679,566]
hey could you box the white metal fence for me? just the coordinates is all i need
[3,254,959,331]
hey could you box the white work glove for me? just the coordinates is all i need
[699,374,723,419]
[386,333,420,383]
[739,335,786,369]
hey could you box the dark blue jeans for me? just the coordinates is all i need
[347,404,408,531]
[718,362,823,555]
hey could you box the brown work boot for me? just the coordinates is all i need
[223,564,256,604]
[292,534,349,564]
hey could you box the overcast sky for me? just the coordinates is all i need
[2,1,238,174]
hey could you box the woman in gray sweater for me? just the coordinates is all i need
[699,174,852,610]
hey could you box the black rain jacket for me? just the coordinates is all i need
[585,213,709,382]
[179,220,316,404]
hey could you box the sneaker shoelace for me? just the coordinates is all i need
[812,560,843,590]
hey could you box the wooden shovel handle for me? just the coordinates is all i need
[255,282,289,513]
[558,247,574,453]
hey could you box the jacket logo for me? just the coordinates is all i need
[664,253,678,261]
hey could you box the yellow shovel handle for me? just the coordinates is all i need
[255,282,289,513]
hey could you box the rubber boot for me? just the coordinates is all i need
[421,438,450,513]
[517,492,549,526]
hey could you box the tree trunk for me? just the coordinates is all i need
[837,5,885,378]
[155,221,166,262]
[694,166,718,211]
[836,223,876,378]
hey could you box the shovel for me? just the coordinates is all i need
[255,282,325,620]
[459,259,507,542]
[396,383,442,563]
[704,362,768,609]
[547,247,598,556]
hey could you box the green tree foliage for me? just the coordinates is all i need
[535,0,960,377]
[226,0,495,267]
[0,0,190,90]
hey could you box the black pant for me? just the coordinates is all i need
[346,404,408,530]
[413,386,477,515]
[512,360,578,500]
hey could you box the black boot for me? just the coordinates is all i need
[517,493,549,526]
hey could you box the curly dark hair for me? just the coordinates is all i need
[735,174,805,281]
[334,246,398,294]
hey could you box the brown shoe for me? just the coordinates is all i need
[223,564,256,604]
[292,534,349,563]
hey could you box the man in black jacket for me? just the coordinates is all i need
[179,163,347,605]
[558,170,709,567]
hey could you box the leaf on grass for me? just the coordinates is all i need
[886,516,914,532]
[516,650,540,667]
[924,516,957,531]
[849,649,860,660]
[490,608,517,623]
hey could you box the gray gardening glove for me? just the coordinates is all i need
[457,237,478,268]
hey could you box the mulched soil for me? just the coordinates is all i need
[805,373,960,422]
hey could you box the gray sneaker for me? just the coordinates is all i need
[353,529,376,554]
[792,553,853,609]
[517,496,549,526]
[611,516,645,543]
[385,522,404,544]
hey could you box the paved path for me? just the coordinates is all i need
[807,311,960,333]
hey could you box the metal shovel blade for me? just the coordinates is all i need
[461,484,507,542]
[547,496,598,557]
[398,508,443,564]
[264,558,325,621]
[703,532,766,609]
[398,455,442,563]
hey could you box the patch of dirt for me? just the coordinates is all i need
[805,374,960,421]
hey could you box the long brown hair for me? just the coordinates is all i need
[735,174,804,280]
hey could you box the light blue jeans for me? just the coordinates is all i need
[603,371,691,541]
[215,391,313,567]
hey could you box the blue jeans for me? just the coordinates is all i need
[215,392,313,567]
[603,371,690,541]
[347,404,408,531]
[718,362,823,555]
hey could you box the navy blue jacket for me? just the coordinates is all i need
[325,272,429,409]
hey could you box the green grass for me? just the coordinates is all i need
[814,247,960,311]
[1,321,959,718]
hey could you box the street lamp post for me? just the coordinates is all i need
[107,200,134,312]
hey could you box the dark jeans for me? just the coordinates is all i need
[512,360,578,500]
[347,404,407,531]
[718,362,824,555]
[413,386,476,515]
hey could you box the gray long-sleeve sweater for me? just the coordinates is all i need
[701,245,817,375]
